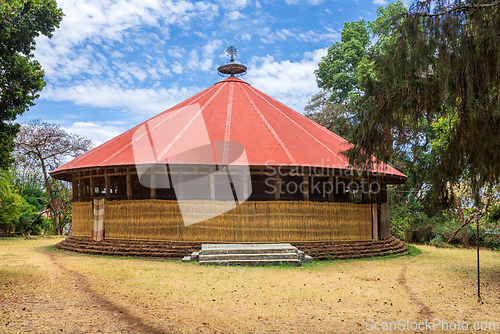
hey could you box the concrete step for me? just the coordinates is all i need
[194,243,305,266]
[199,258,301,266]
[200,243,298,255]
[199,252,300,261]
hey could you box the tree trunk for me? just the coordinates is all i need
[54,212,61,235]
[447,216,473,244]
[38,152,59,235]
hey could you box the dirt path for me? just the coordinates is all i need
[397,264,433,318]
[44,251,166,334]
[1,245,171,334]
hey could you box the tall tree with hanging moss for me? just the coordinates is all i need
[0,0,63,169]
[347,0,500,207]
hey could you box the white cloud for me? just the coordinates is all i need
[226,10,243,21]
[171,62,184,74]
[42,81,198,117]
[63,122,126,146]
[34,0,220,79]
[284,0,323,4]
[216,0,248,10]
[167,46,186,59]
[185,40,223,72]
[241,32,252,41]
[258,27,339,44]
[246,48,328,113]
[373,0,388,5]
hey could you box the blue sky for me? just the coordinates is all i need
[20,0,409,146]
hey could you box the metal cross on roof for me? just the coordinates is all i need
[225,45,238,63]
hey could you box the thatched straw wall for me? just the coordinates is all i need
[71,200,373,242]
[72,201,93,237]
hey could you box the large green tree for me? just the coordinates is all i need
[348,0,500,204]
[310,2,446,243]
[0,0,63,169]
[315,20,370,104]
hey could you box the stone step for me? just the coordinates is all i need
[195,243,304,266]
[56,236,408,261]
[199,252,300,261]
[199,258,301,266]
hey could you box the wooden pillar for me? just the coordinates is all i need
[361,178,368,203]
[89,170,94,198]
[381,182,387,203]
[348,175,354,202]
[210,173,215,200]
[105,170,110,199]
[372,203,379,241]
[150,169,156,199]
[71,177,78,202]
[274,173,280,200]
[178,173,184,199]
[303,173,309,201]
[126,168,132,200]
[77,171,82,201]
[328,174,334,202]
[243,172,249,199]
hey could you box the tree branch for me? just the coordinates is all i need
[412,1,500,18]
[447,215,474,244]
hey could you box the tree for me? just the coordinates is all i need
[310,2,454,244]
[14,120,92,234]
[304,91,354,139]
[0,169,11,198]
[0,0,63,169]
[315,20,370,104]
[0,189,23,234]
[315,2,408,105]
[348,0,500,203]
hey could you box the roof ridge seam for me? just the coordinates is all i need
[98,83,219,166]
[222,83,234,165]
[254,87,402,175]
[241,85,297,165]
[156,82,228,162]
[247,85,350,166]
[59,87,216,171]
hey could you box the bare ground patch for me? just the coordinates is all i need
[1,238,499,333]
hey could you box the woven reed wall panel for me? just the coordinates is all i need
[72,201,93,237]
[103,200,373,242]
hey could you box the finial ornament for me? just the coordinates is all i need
[217,44,247,77]
[226,45,238,63]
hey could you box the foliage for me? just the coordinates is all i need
[0,189,23,233]
[0,167,53,235]
[0,168,12,197]
[347,0,500,201]
[14,120,92,234]
[0,0,63,169]
[304,91,354,139]
[311,1,500,248]
[315,20,370,104]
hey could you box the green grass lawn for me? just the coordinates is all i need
[1,237,499,333]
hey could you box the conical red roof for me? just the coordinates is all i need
[51,76,406,181]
